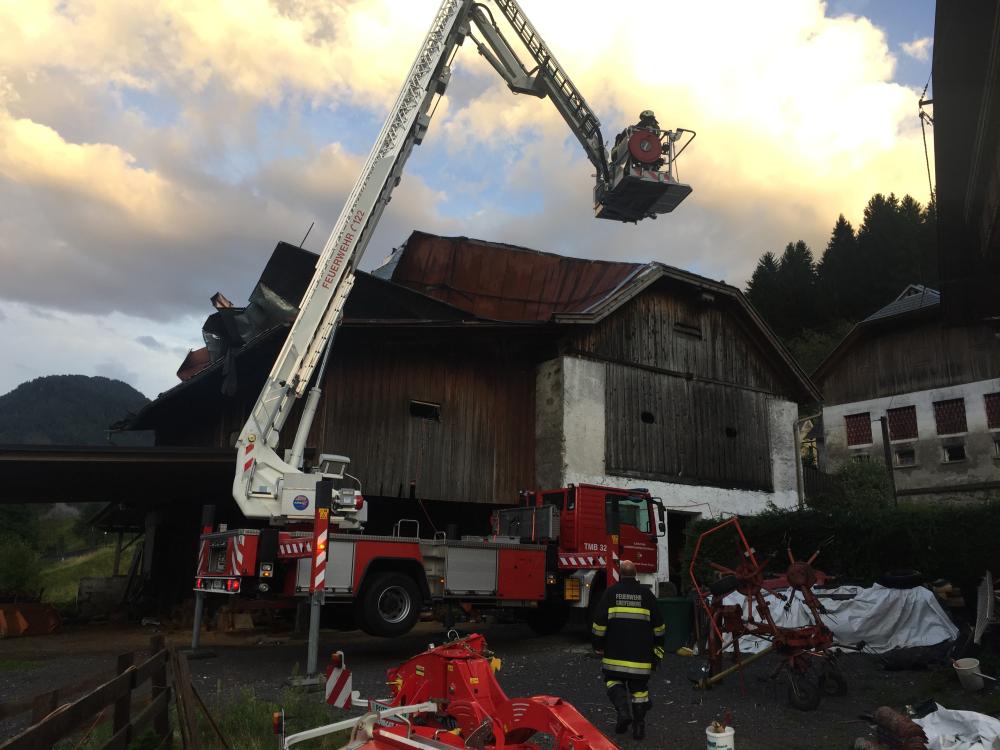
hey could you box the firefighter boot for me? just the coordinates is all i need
[607,682,632,734]
[632,701,648,740]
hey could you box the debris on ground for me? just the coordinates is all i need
[913,702,1000,750]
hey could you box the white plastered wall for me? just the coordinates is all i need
[536,355,802,582]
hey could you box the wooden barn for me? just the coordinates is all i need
[122,231,817,596]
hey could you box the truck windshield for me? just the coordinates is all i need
[607,494,651,533]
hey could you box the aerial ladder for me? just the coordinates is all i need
[231,0,695,531]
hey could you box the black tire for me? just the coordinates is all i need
[877,569,925,589]
[358,572,421,637]
[526,599,571,636]
[787,670,822,711]
[821,664,848,696]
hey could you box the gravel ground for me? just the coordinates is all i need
[0,619,990,748]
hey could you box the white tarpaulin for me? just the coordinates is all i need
[721,583,959,654]
[914,703,1000,750]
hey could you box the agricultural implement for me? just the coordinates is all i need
[282,633,619,749]
[688,517,847,710]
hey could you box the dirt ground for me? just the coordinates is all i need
[2,618,997,749]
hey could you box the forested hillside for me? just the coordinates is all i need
[0,374,150,445]
[746,193,938,373]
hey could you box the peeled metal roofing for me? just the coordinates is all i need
[386,231,644,322]
[863,285,940,323]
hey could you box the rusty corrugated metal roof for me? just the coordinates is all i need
[387,231,643,322]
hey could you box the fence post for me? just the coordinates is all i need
[112,651,136,740]
[149,635,170,741]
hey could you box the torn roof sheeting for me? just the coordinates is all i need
[383,231,643,322]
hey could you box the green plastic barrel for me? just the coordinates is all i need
[656,597,693,652]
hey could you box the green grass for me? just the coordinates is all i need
[39,546,116,606]
[0,659,42,672]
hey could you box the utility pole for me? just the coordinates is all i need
[878,416,898,507]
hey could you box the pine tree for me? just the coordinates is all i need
[816,215,857,320]
[746,251,782,326]
[774,240,819,338]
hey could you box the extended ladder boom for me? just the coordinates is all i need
[233,0,693,522]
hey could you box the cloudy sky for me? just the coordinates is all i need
[0,0,935,399]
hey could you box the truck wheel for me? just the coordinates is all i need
[525,599,571,636]
[358,572,421,637]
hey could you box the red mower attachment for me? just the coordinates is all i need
[283,634,619,750]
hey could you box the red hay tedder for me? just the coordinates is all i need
[688,517,848,711]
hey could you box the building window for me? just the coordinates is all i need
[894,448,916,467]
[994,440,1000,459]
[887,405,918,441]
[933,398,967,435]
[942,444,967,463]
[845,412,873,446]
[640,411,656,424]
[673,321,702,339]
[986,393,1000,430]
[851,453,871,464]
[409,400,441,422]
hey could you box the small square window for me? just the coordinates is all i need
[942,444,967,463]
[887,406,918,441]
[894,448,916,467]
[409,400,441,421]
[933,398,967,435]
[673,321,702,339]
[986,393,1000,430]
[845,413,873,446]
[851,453,871,464]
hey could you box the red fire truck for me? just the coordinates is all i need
[195,484,663,637]
[190,0,688,658]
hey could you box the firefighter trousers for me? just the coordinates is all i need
[604,673,651,723]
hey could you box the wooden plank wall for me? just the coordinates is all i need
[818,319,1000,405]
[573,288,791,396]
[311,334,536,504]
[605,364,774,491]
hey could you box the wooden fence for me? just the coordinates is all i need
[0,635,170,750]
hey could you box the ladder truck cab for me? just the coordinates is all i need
[191,0,690,648]
[195,484,665,637]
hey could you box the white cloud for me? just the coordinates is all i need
[901,36,933,62]
[0,0,934,394]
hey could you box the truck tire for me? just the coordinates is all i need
[525,599,571,636]
[358,572,421,637]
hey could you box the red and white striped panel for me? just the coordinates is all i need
[610,551,620,583]
[242,442,255,474]
[311,528,328,592]
[325,652,353,709]
[557,555,606,568]
[277,540,312,557]
[229,535,246,575]
[196,540,208,575]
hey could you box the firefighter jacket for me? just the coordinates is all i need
[591,577,666,676]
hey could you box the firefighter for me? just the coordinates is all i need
[591,559,666,741]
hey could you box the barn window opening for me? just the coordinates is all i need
[641,411,656,424]
[933,398,967,435]
[942,443,967,463]
[894,448,916,467]
[725,426,738,438]
[673,321,702,339]
[409,400,441,422]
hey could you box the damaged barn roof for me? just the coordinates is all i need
[377,231,645,322]
[127,231,819,430]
